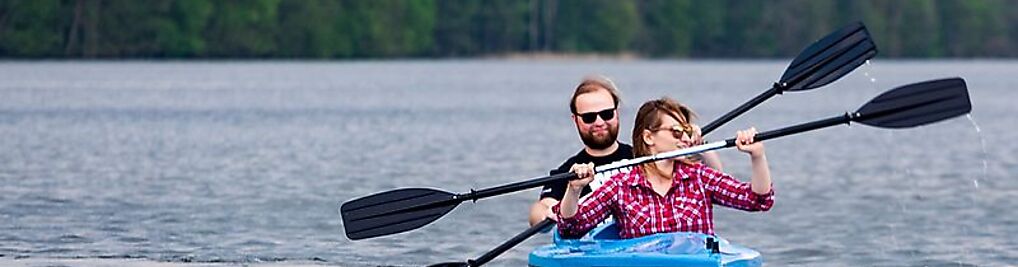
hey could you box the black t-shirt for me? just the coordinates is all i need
[539,143,634,201]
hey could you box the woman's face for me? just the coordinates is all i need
[645,112,695,155]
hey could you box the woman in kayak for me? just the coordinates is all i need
[554,97,773,239]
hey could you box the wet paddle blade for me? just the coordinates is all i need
[341,188,460,240]
[854,78,971,128]
[780,21,878,91]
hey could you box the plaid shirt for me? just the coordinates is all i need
[554,163,774,239]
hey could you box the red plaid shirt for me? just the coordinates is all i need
[554,163,774,239]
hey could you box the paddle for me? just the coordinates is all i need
[593,77,970,172]
[701,21,876,134]
[342,77,970,245]
[421,21,878,267]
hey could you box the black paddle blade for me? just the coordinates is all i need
[780,21,878,91]
[854,78,971,128]
[341,188,459,240]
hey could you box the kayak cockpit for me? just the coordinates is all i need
[529,223,762,267]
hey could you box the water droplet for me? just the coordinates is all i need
[870,77,877,83]
[966,114,981,133]
[966,115,989,183]
[973,179,979,188]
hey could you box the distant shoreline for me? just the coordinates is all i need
[1,56,1016,62]
[490,52,643,61]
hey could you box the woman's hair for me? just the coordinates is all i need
[632,97,698,163]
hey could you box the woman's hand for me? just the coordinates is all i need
[568,163,595,191]
[736,127,772,195]
[735,127,765,157]
[561,163,595,219]
[691,124,704,145]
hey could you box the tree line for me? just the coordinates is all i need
[1,0,1015,58]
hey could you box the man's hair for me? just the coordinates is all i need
[569,76,622,114]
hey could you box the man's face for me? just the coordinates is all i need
[573,90,619,150]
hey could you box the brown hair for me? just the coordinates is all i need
[569,76,622,114]
[632,97,697,161]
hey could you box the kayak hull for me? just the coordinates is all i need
[529,223,762,267]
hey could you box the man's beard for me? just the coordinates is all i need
[579,125,619,150]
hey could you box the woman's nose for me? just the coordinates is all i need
[679,133,695,144]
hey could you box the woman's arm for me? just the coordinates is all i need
[559,163,593,219]
[692,124,723,171]
[702,127,774,212]
[701,151,724,172]
[555,163,615,238]
[735,127,770,194]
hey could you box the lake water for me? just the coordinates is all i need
[0,60,1015,266]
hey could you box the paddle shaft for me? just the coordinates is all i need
[375,172,575,224]
[747,113,851,145]
[701,84,783,135]
[462,172,576,202]
[459,113,853,204]
[598,112,853,173]
[466,219,555,266]
[363,172,576,222]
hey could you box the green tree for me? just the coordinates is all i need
[0,0,67,57]
[936,0,1009,57]
[204,0,281,57]
[474,0,530,54]
[433,0,482,56]
[554,0,638,52]
[899,0,942,57]
[277,0,342,57]
[2,0,1018,58]
[339,0,435,57]
[635,0,693,57]
[164,0,213,57]
[767,0,836,56]
[689,1,728,57]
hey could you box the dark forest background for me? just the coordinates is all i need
[2,0,1015,58]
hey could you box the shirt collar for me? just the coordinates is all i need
[627,163,701,189]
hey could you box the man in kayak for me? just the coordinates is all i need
[528,77,721,226]
[554,97,773,238]
[528,75,633,226]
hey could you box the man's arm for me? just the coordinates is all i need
[528,197,560,226]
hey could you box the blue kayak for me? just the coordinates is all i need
[529,223,762,267]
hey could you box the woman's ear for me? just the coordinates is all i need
[642,129,654,146]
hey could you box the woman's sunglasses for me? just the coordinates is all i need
[653,124,694,140]
[576,108,616,124]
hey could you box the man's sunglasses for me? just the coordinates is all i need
[576,108,616,124]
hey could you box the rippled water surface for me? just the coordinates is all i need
[0,60,1015,266]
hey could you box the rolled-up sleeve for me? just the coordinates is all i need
[553,178,618,238]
